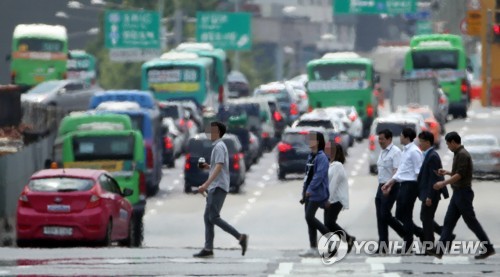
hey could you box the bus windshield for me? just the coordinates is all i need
[18,38,64,52]
[72,135,135,161]
[311,64,367,81]
[412,50,458,70]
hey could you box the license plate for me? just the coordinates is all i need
[43,226,73,236]
[47,205,71,212]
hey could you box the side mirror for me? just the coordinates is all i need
[5,54,11,62]
[122,188,133,197]
[467,65,474,73]
[374,74,381,83]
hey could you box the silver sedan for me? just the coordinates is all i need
[463,134,500,178]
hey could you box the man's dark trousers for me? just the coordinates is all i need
[376,182,405,248]
[396,181,420,251]
[440,187,492,250]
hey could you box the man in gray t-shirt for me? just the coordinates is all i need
[194,121,248,258]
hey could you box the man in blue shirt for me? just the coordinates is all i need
[299,131,330,257]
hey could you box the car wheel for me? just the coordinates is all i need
[100,220,112,247]
[132,213,144,247]
[460,108,467,118]
[369,165,378,175]
[167,161,175,168]
[16,239,31,248]
[184,183,192,193]
[278,168,286,180]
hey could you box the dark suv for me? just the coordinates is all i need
[184,134,246,193]
[277,127,329,180]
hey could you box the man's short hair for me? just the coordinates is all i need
[401,127,416,141]
[378,129,393,140]
[418,130,434,146]
[211,121,226,137]
[445,131,461,144]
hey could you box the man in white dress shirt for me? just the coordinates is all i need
[375,129,405,254]
[382,127,424,253]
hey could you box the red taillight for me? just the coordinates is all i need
[428,121,438,129]
[278,142,293,152]
[262,132,269,138]
[139,171,146,199]
[249,136,256,144]
[184,154,191,170]
[187,120,194,128]
[494,24,500,35]
[369,135,376,151]
[86,194,100,209]
[18,192,30,208]
[300,94,308,100]
[10,71,16,84]
[491,151,500,158]
[349,114,357,122]
[308,106,313,112]
[146,145,154,168]
[164,137,173,149]
[298,130,309,135]
[290,103,298,115]
[179,119,186,127]
[63,72,67,79]
[273,111,283,122]
[439,96,446,104]
[334,136,342,144]
[366,104,374,118]
[233,153,241,170]
[461,79,468,94]
[218,85,224,104]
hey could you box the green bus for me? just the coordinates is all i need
[403,34,470,118]
[9,24,68,88]
[57,129,146,246]
[141,51,218,110]
[57,113,132,138]
[67,50,97,85]
[306,52,379,136]
[175,42,230,104]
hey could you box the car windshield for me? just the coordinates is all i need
[412,50,458,70]
[297,120,334,129]
[73,135,135,161]
[376,122,416,136]
[188,139,213,158]
[26,81,64,95]
[160,106,180,119]
[283,133,309,146]
[311,64,367,81]
[463,138,498,147]
[255,88,288,102]
[29,177,94,192]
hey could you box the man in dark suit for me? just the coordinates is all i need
[417,131,449,252]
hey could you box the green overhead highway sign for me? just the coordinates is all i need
[333,0,417,15]
[105,10,160,49]
[196,12,252,51]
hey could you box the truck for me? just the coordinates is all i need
[390,77,448,130]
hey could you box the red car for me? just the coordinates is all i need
[17,169,134,247]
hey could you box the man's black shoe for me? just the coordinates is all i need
[426,248,443,259]
[475,247,495,260]
[193,249,214,258]
[347,236,355,254]
[239,234,248,256]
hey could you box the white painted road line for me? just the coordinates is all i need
[271,262,294,276]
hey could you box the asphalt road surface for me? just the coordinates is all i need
[1,101,500,276]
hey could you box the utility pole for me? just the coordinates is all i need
[158,0,166,50]
[174,9,184,46]
[233,0,240,71]
[486,9,493,106]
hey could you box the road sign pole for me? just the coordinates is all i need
[233,0,241,71]
[486,9,493,107]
